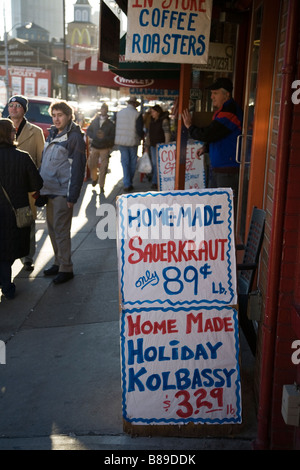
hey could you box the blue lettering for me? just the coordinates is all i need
[162,371,176,390]
[180,35,189,55]
[128,366,146,392]
[139,9,149,27]
[143,33,151,53]
[175,368,191,390]
[206,341,223,359]
[132,34,141,53]
[223,368,236,387]
[146,373,161,391]
[177,12,187,30]
[128,338,144,365]
[128,208,141,227]
[213,369,225,387]
[187,13,197,31]
[152,33,160,54]
[196,34,206,56]
[201,368,214,387]
[162,33,171,54]
[152,8,160,27]
[169,11,179,28]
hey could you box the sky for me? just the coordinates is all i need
[0,0,101,39]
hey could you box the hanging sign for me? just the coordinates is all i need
[121,306,241,424]
[157,140,206,190]
[125,0,213,64]
[117,189,237,309]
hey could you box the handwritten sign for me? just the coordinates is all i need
[117,189,237,309]
[120,306,241,424]
[157,140,206,190]
[125,0,213,64]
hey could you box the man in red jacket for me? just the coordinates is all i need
[182,77,243,210]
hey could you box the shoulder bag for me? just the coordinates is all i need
[1,184,33,228]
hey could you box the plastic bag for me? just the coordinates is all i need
[138,151,152,174]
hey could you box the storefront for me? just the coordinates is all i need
[111,0,300,449]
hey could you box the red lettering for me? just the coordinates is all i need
[128,236,143,264]
[127,314,178,336]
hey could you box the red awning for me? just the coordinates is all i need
[68,55,179,92]
[68,56,119,89]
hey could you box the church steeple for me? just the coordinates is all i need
[74,0,92,23]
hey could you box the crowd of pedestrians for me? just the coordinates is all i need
[0,77,242,300]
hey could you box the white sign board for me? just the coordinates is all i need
[121,306,242,424]
[157,141,206,190]
[117,189,237,309]
[125,0,213,64]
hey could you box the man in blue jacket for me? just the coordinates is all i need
[39,100,86,284]
[182,77,243,207]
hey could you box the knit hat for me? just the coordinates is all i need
[8,95,28,112]
[207,77,233,93]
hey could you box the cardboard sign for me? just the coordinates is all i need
[120,306,242,424]
[125,0,213,64]
[117,189,237,309]
[157,141,206,190]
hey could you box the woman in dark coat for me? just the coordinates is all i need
[0,118,43,300]
[149,104,171,190]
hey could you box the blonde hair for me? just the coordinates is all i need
[0,118,17,146]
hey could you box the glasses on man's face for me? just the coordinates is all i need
[8,103,22,109]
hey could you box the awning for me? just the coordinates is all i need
[108,34,181,81]
[68,54,179,92]
[68,55,119,89]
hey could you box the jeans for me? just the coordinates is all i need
[150,146,158,185]
[119,145,138,188]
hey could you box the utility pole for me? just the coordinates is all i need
[62,0,68,100]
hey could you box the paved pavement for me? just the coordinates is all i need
[0,150,257,451]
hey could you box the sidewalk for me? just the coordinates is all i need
[0,150,257,450]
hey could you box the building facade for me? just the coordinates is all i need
[11,0,64,41]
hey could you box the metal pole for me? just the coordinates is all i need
[62,0,68,100]
[4,9,10,103]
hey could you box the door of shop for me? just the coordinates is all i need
[236,0,280,243]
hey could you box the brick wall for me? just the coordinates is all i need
[256,0,300,450]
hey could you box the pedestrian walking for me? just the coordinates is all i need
[39,100,86,285]
[0,118,43,300]
[86,103,115,194]
[149,104,171,189]
[114,96,141,192]
[6,95,45,271]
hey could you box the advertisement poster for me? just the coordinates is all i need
[117,189,237,309]
[157,140,206,190]
[121,306,241,424]
[125,0,213,64]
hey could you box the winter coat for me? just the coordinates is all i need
[15,118,45,168]
[149,111,171,147]
[39,121,86,203]
[114,104,140,147]
[15,118,45,218]
[0,144,43,262]
[86,115,115,149]
[188,98,243,169]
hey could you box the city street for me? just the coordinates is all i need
[0,150,257,451]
